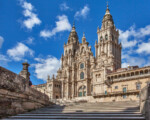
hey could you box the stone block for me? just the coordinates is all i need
[22,102,36,110]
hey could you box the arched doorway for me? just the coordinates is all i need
[78,86,86,97]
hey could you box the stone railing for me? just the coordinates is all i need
[105,74,150,85]
[140,83,150,120]
[0,66,50,118]
[93,89,140,97]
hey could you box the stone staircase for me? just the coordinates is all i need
[3,101,145,120]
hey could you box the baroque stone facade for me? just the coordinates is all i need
[33,5,150,102]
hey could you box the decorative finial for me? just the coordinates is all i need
[72,21,75,31]
[73,21,75,27]
[48,75,50,80]
[52,74,55,79]
[107,1,109,9]
[83,32,85,37]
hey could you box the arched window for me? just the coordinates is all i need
[105,34,108,40]
[100,36,103,41]
[80,63,84,69]
[65,50,67,55]
[80,72,84,79]
[78,86,86,97]
[78,87,82,97]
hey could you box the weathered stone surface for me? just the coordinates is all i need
[140,84,150,120]
[0,66,50,118]
[0,67,26,92]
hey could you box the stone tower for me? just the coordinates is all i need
[95,4,122,70]
[62,23,79,67]
[19,62,31,85]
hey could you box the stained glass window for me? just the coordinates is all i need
[80,72,84,79]
[80,63,84,69]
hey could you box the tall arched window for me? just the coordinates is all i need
[80,72,84,79]
[105,34,108,40]
[78,86,86,97]
[100,36,103,41]
[78,87,82,97]
[80,63,84,69]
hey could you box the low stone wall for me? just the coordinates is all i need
[140,84,150,120]
[0,66,50,118]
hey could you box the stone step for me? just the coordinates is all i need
[27,111,142,114]
[34,109,139,112]
[16,113,143,117]
[3,101,144,120]
[3,116,145,120]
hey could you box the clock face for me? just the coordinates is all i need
[80,63,84,69]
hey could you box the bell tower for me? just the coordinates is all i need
[62,23,79,67]
[95,4,122,70]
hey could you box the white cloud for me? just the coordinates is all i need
[7,42,34,61]
[0,36,4,48]
[33,56,61,81]
[0,54,10,66]
[26,37,34,44]
[60,3,70,11]
[119,25,150,48]
[40,15,71,38]
[122,55,146,68]
[74,5,90,19]
[137,41,150,54]
[20,0,41,29]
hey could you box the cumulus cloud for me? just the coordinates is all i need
[26,37,34,44]
[60,3,70,11]
[20,0,41,29]
[74,5,90,19]
[0,54,10,66]
[121,54,146,68]
[136,41,150,54]
[120,25,150,68]
[119,25,150,48]
[0,36,4,48]
[33,56,61,81]
[40,15,71,38]
[7,42,34,61]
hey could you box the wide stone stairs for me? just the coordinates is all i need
[3,101,145,120]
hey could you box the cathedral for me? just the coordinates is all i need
[33,5,150,102]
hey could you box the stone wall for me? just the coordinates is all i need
[0,66,50,118]
[140,83,150,120]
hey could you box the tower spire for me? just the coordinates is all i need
[105,1,110,15]
[107,1,109,9]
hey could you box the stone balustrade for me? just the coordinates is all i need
[0,66,50,118]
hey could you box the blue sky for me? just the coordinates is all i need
[0,0,150,85]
